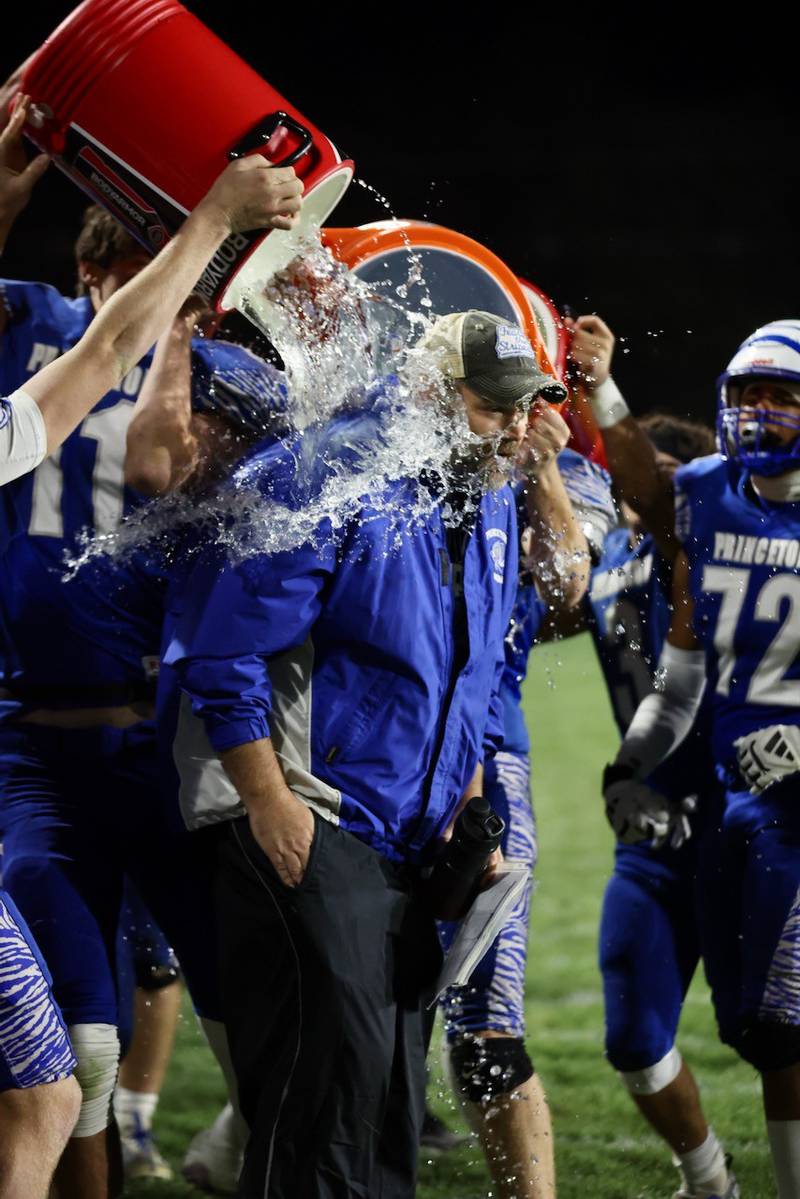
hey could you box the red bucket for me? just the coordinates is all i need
[19,0,354,310]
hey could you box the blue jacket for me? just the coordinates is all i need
[163,404,518,863]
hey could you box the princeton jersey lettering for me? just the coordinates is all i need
[675,454,800,768]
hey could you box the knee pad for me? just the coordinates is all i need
[68,1023,120,1137]
[447,1035,534,1104]
[618,1046,682,1095]
[734,1019,800,1073]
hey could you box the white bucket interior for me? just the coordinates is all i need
[221,165,354,313]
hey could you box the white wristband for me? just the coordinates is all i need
[587,376,631,430]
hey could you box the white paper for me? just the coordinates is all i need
[430,864,530,1005]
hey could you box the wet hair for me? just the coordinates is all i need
[74,206,141,295]
[637,412,716,465]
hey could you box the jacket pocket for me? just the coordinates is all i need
[320,670,399,765]
[244,805,325,894]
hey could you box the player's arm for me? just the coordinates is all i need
[0,96,49,254]
[603,551,706,844]
[124,301,207,495]
[568,314,678,562]
[0,96,50,339]
[22,155,303,456]
[519,402,590,611]
[613,550,703,777]
[536,599,587,643]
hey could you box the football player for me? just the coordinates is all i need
[440,399,587,1199]
[113,882,182,1183]
[0,107,299,1197]
[0,105,303,1198]
[603,319,800,1199]
[569,315,741,1199]
[124,300,291,1197]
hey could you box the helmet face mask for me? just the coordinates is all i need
[716,321,800,477]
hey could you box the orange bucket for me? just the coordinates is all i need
[323,220,560,384]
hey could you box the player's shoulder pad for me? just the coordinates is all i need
[674,452,725,491]
[0,278,87,333]
[557,447,613,506]
[674,453,726,544]
[556,446,587,472]
[190,338,288,410]
[190,337,262,369]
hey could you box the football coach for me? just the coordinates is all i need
[164,311,567,1199]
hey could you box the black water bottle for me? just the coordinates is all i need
[424,796,505,921]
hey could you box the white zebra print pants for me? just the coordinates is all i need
[0,889,76,1091]
[440,751,536,1039]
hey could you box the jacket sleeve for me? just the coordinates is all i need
[164,527,336,753]
[482,674,506,760]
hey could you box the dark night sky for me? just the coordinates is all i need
[3,4,798,423]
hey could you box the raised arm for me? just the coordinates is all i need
[0,96,49,256]
[567,314,678,561]
[602,550,706,845]
[0,96,50,340]
[124,301,206,495]
[518,402,591,612]
[22,155,303,455]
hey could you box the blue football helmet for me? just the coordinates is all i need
[717,319,800,476]
[191,341,289,436]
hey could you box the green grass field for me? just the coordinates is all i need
[130,634,771,1198]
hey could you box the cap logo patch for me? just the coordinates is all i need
[495,324,535,362]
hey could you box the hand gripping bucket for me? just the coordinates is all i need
[19,0,354,311]
[322,220,561,384]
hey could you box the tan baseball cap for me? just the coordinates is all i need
[417,310,567,406]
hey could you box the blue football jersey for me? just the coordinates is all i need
[588,526,714,804]
[588,528,671,736]
[0,277,275,707]
[675,454,800,770]
[499,449,617,756]
[0,476,26,556]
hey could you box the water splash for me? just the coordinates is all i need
[66,232,514,575]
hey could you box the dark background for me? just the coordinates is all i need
[3,3,798,422]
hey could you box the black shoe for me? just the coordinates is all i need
[419,1109,470,1153]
